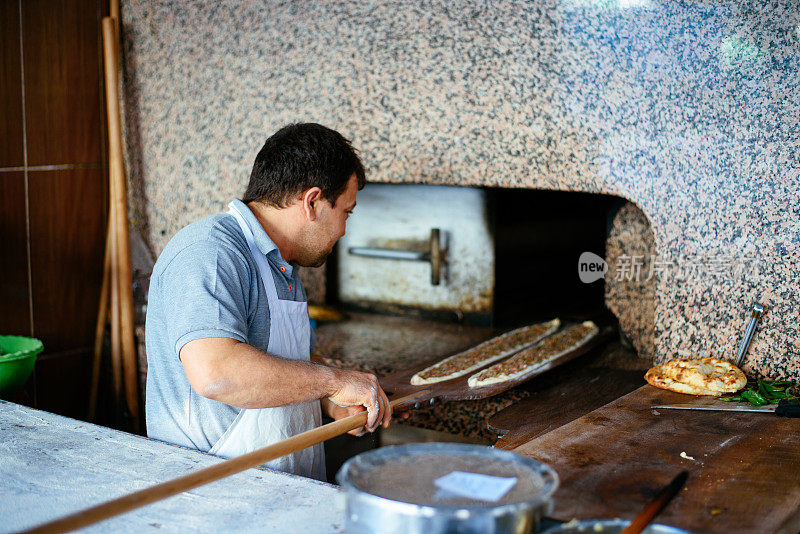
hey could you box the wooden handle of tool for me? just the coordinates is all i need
[108,167,123,411]
[620,470,688,534]
[22,390,425,534]
[88,216,113,421]
[102,16,140,427]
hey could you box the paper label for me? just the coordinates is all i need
[433,471,517,502]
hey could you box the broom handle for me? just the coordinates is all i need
[89,0,124,422]
[23,391,425,534]
[108,167,123,412]
[88,216,112,421]
[102,16,140,429]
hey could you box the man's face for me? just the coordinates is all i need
[295,174,358,267]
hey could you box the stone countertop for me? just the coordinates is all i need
[0,401,344,533]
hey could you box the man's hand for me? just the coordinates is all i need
[327,368,391,433]
[321,398,369,436]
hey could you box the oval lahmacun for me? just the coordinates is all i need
[410,319,560,386]
[467,321,599,388]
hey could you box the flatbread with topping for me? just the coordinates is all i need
[645,357,746,396]
[467,321,599,388]
[410,319,560,386]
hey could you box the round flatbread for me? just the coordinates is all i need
[645,357,746,396]
[644,370,723,396]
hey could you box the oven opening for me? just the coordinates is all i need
[489,187,623,330]
[325,184,630,332]
[315,184,655,479]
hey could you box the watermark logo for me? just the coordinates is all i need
[579,252,762,284]
[578,252,608,283]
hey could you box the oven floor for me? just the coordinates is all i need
[314,312,651,441]
[313,311,497,376]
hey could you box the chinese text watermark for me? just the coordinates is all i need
[579,252,762,283]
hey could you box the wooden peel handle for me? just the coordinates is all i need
[620,470,688,534]
[23,391,425,534]
[102,15,140,427]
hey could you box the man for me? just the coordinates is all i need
[145,123,391,481]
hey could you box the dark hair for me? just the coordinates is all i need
[242,123,366,208]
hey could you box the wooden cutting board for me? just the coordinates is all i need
[512,385,800,534]
[379,326,614,406]
[488,366,644,449]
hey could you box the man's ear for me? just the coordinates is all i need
[301,187,323,221]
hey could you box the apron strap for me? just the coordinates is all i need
[227,202,280,302]
[215,202,322,480]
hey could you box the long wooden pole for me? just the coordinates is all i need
[102,16,140,429]
[108,172,123,416]
[88,0,122,421]
[88,217,113,421]
[23,391,425,534]
[106,108,123,418]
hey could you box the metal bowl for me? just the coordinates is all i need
[542,519,694,534]
[336,442,559,534]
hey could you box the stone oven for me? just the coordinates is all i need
[120,0,799,381]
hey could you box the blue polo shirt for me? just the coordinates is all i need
[144,199,311,451]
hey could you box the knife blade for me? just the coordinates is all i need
[652,399,800,417]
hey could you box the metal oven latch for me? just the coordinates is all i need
[348,228,445,285]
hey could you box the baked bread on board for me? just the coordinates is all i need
[645,357,746,396]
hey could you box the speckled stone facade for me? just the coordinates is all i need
[120,1,800,378]
[605,203,656,360]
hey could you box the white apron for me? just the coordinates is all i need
[208,202,325,481]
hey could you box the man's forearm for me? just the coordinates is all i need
[181,338,336,409]
[181,336,392,431]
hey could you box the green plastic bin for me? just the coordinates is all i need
[0,335,43,396]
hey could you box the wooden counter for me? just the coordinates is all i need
[508,386,800,534]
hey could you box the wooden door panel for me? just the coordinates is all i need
[0,172,32,336]
[28,169,106,352]
[21,0,103,166]
[34,349,92,419]
[0,0,24,168]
